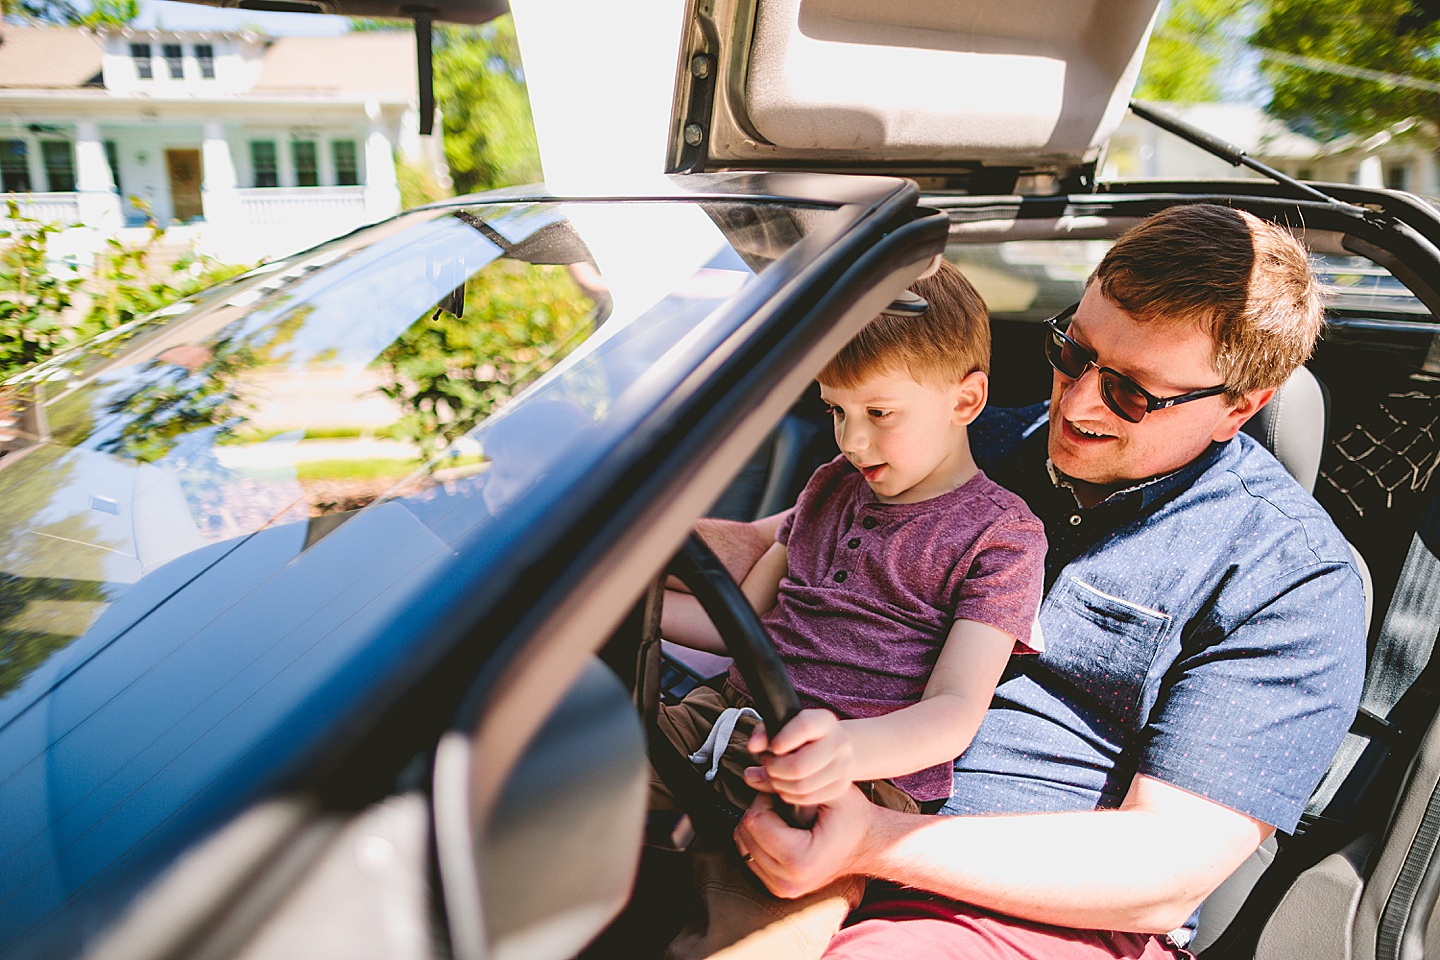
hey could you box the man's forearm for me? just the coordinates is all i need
[854,778,1269,933]
[739,775,1270,935]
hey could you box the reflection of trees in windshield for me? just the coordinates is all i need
[0,447,112,699]
[97,334,257,464]
[374,259,595,457]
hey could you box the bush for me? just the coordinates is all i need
[0,208,249,379]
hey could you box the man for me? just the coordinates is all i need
[728,203,1367,958]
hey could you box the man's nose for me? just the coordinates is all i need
[1057,364,1110,420]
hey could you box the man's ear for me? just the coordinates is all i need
[1211,386,1276,442]
[953,370,989,426]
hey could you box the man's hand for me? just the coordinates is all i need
[734,788,878,900]
[744,708,855,805]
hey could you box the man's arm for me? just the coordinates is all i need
[736,772,1272,934]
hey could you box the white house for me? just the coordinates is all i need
[0,24,442,262]
[1105,101,1440,198]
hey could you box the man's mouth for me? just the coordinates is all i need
[1064,419,1115,441]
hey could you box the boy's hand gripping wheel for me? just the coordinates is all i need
[669,535,819,830]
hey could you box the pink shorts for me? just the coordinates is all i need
[824,888,1192,960]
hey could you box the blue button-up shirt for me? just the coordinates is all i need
[942,404,1366,834]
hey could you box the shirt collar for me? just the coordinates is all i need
[1046,440,1229,512]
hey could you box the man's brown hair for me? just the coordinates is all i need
[1093,203,1324,398]
[819,258,990,388]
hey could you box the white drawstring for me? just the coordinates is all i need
[688,706,762,782]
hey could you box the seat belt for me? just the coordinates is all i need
[1307,493,1440,823]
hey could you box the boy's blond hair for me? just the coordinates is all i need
[818,259,990,389]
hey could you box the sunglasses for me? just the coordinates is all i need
[1043,303,1228,424]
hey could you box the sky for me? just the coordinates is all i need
[134,0,352,35]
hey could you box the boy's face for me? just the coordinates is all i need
[1048,286,1267,504]
[819,367,982,504]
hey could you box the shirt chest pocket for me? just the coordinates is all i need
[1038,577,1173,729]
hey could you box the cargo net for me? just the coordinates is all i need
[1321,390,1440,518]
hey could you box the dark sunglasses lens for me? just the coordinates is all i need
[1046,329,1087,379]
[1099,372,1148,423]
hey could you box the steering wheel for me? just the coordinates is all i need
[660,533,818,831]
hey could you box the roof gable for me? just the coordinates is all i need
[0,26,103,89]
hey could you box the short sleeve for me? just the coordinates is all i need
[952,515,1048,652]
[1138,561,1366,833]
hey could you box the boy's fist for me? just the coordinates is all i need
[743,708,855,805]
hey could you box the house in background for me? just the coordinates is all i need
[0,24,444,263]
[1105,102,1440,198]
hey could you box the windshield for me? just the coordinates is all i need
[0,198,846,714]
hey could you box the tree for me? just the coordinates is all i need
[1137,0,1253,102]
[433,17,542,195]
[2,0,134,25]
[352,14,541,196]
[1254,0,1440,140]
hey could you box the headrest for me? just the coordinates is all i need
[1241,365,1329,494]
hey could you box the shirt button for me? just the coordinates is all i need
[1069,514,1082,526]
[833,570,848,583]
[847,538,861,549]
[862,516,878,529]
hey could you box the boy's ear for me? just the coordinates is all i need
[953,371,988,425]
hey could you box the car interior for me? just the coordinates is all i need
[45,0,1440,958]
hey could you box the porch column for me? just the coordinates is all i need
[74,120,121,229]
[201,121,242,229]
[363,100,401,221]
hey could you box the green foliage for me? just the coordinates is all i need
[0,205,81,379]
[80,222,249,340]
[434,17,543,195]
[1254,0,1440,140]
[375,259,591,455]
[0,210,248,380]
[397,157,452,209]
[2,0,134,24]
[1137,0,1252,102]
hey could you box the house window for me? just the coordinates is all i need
[104,140,123,198]
[0,141,29,193]
[332,139,359,185]
[40,141,75,193]
[293,140,318,187]
[163,43,184,79]
[250,140,278,187]
[194,43,215,79]
[1386,164,1410,191]
[131,43,153,79]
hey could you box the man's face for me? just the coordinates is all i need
[1048,286,1265,504]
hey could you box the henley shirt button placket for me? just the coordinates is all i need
[833,570,848,583]
[862,516,878,530]
[847,537,861,549]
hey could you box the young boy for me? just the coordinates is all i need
[654,260,1047,960]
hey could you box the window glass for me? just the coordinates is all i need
[163,42,183,79]
[130,42,152,79]
[332,139,358,185]
[293,140,318,187]
[250,140,278,188]
[195,43,215,79]
[40,141,75,193]
[0,140,29,193]
[0,199,848,715]
[104,140,122,196]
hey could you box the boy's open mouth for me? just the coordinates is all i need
[858,463,885,482]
